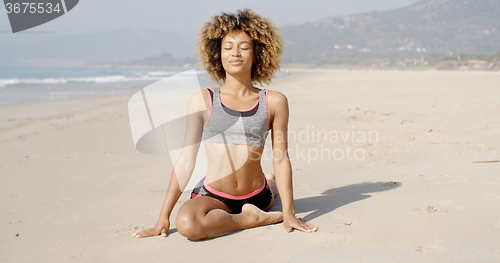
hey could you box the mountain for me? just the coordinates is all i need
[0,28,194,67]
[281,0,500,63]
[2,0,498,67]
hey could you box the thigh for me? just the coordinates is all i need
[177,195,231,220]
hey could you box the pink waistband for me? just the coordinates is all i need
[203,174,266,200]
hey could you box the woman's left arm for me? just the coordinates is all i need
[269,90,318,233]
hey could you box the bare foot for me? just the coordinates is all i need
[240,203,283,228]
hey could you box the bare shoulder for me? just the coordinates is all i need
[266,90,289,110]
[188,89,211,113]
[190,89,206,100]
[191,88,212,106]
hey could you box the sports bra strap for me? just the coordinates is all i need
[206,88,214,106]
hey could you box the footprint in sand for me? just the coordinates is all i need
[415,247,437,254]
[400,119,414,124]
[116,225,147,236]
[467,144,494,152]
[412,206,448,215]
[345,115,362,123]
[385,158,396,164]
[415,239,446,254]
[382,181,401,187]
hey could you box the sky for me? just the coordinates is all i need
[1,0,421,42]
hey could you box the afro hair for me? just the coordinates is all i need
[196,9,284,86]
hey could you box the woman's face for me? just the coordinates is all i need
[221,30,254,77]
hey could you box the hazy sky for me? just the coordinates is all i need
[1,0,420,41]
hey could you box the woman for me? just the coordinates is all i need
[133,9,317,240]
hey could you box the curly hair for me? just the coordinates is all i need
[196,9,284,86]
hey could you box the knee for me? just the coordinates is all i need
[176,214,206,240]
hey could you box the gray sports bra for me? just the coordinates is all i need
[202,87,269,147]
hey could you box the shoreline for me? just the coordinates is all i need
[2,68,499,108]
[0,70,307,106]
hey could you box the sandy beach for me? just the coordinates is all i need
[1,69,499,262]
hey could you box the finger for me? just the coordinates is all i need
[285,222,307,233]
[134,229,154,238]
[133,231,144,238]
[291,221,314,233]
[307,224,318,232]
[294,224,310,233]
[132,231,144,237]
[301,222,317,232]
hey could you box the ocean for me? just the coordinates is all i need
[0,67,214,105]
[0,66,293,105]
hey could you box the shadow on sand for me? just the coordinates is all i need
[272,181,401,222]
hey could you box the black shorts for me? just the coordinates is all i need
[190,176,273,214]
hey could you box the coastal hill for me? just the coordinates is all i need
[281,0,500,62]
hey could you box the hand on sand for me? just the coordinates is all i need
[283,215,318,233]
[132,218,170,238]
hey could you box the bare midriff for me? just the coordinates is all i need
[203,142,266,196]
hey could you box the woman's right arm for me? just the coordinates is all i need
[133,90,208,238]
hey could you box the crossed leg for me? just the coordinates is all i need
[176,173,282,240]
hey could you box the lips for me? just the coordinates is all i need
[229,60,243,65]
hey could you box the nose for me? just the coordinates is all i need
[231,48,241,57]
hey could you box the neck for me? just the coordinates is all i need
[221,72,255,96]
